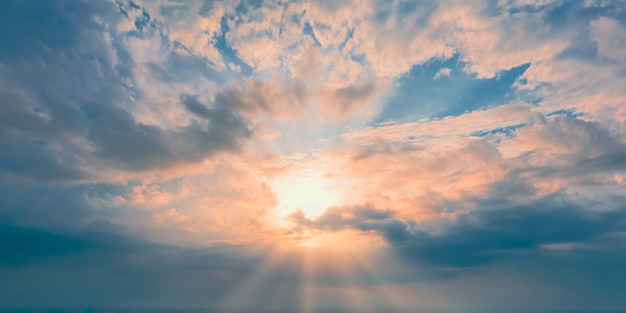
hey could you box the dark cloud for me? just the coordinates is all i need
[385,200,626,268]
[177,95,252,156]
[283,192,626,310]
[211,77,379,119]
[80,93,173,171]
[214,79,308,117]
[334,81,378,113]
[0,181,114,229]
[0,222,267,308]
[287,203,393,232]
[0,2,262,306]
[146,52,226,84]
[0,223,86,266]
[81,93,251,171]
[289,195,626,274]
[0,1,253,180]
[0,1,123,93]
[576,151,626,173]
[0,138,86,181]
[509,115,626,181]
[0,1,114,59]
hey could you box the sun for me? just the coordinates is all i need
[270,167,344,219]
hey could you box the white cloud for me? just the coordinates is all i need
[434,67,452,79]
[590,17,626,61]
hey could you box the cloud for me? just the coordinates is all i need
[152,208,190,224]
[281,112,625,253]
[287,203,393,232]
[590,16,626,61]
[0,182,97,229]
[0,221,270,308]
[285,191,626,301]
[0,223,87,266]
[433,67,452,79]
[2,0,626,311]
[0,1,258,182]
[0,0,279,250]
[382,198,626,268]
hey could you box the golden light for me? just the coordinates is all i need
[270,165,345,219]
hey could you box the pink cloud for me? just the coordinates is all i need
[153,208,191,224]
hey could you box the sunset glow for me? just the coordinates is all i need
[2,0,626,312]
[272,166,345,219]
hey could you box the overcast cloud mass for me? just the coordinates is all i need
[1,0,626,312]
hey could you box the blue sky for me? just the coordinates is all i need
[1,0,626,312]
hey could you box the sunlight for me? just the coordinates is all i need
[220,231,386,312]
[296,231,390,313]
[219,245,303,311]
[271,166,344,219]
[297,239,323,248]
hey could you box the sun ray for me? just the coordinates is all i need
[293,230,407,313]
[219,245,303,311]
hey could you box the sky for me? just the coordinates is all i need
[1,0,626,312]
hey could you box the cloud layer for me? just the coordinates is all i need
[1,0,626,312]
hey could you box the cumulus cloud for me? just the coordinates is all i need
[279,112,626,252]
[0,1,259,183]
[287,203,393,232]
[385,198,626,267]
[590,16,626,61]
